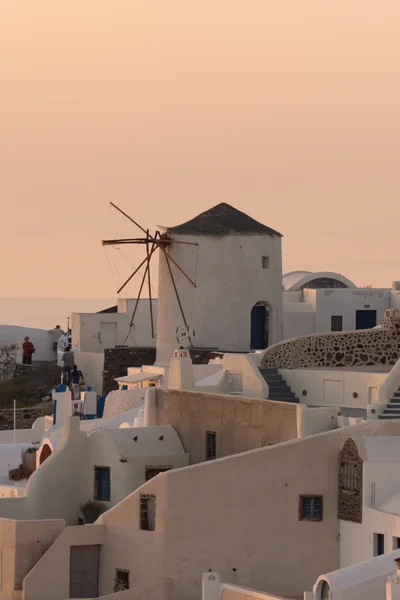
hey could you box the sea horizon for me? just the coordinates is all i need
[0,298,118,331]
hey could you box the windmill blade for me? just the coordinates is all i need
[146,231,155,339]
[117,242,159,294]
[110,202,148,237]
[164,253,193,347]
[158,245,197,288]
[102,238,149,246]
[129,263,149,327]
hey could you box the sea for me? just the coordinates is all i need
[0,298,116,331]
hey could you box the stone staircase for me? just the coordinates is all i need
[258,368,299,403]
[378,388,400,419]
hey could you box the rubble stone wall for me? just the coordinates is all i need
[262,309,400,370]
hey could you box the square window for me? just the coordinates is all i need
[299,496,323,521]
[140,494,156,531]
[331,316,343,332]
[262,256,270,269]
[94,466,110,502]
[205,431,217,461]
[114,569,129,592]
[393,537,400,550]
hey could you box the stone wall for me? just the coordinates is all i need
[102,347,212,394]
[262,309,400,370]
[0,406,53,431]
[103,347,157,395]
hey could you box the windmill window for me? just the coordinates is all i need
[262,256,270,269]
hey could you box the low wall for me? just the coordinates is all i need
[97,578,173,600]
[297,405,339,438]
[262,311,400,370]
[282,369,387,410]
[102,389,145,420]
[0,407,53,432]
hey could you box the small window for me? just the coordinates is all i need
[94,466,111,501]
[331,316,343,332]
[114,569,129,592]
[262,256,270,269]
[374,533,385,556]
[340,459,357,493]
[206,431,217,461]
[140,494,156,531]
[393,537,400,550]
[299,495,323,521]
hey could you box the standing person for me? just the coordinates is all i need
[22,336,35,365]
[61,346,74,385]
[70,364,84,400]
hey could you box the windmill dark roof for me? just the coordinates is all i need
[167,203,282,237]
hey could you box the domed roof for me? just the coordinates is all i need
[167,203,282,237]
[282,270,356,291]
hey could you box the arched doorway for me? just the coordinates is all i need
[250,302,270,350]
[39,444,52,465]
[320,581,331,600]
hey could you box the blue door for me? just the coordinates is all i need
[251,305,266,350]
[356,310,377,330]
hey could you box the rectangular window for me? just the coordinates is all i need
[140,495,156,531]
[94,466,111,502]
[262,256,270,269]
[114,569,129,592]
[299,496,323,521]
[206,431,217,461]
[331,316,343,332]
[393,537,400,550]
[374,533,385,556]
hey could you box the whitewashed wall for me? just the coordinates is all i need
[281,369,387,410]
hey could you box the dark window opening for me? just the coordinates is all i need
[393,537,400,550]
[206,431,217,461]
[94,466,111,502]
[356,310,377,330]
[145,467,172,481]
[331,316,343,332]
[114,570,129,592]
[262,256,270,269]
[140,495,156,531]
[374,533,385,556]
[299,495,323,521]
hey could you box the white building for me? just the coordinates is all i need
[156,202,283,362]
[283,271,400,339]
[71,298,157,353]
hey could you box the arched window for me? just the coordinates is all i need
[338,438,363,523]
[301,277,348,290]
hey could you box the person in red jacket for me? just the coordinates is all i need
[22,336,35,365]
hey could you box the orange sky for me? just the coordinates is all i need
[1,1,400,298]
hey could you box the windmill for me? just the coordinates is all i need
[102,202,198,346]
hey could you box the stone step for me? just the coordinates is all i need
[390,399,400,404]
[259,368,278,375]
[379,414,400,420]
[261,374,283,382]
[383,408,400,414]
[268,391,296,399]
[267,381,290,388]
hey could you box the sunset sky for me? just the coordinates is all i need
[1,1,400,298]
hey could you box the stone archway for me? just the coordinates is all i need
[39,444,52,465]
[250,302,271,350]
